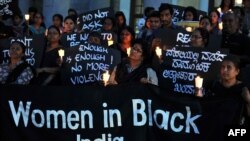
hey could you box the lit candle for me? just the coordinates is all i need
[58,49,65,61]
[127,47,131,56]
[108,40,114,46]
[235,0,242,5]
[25,14,30,21]
[219,22,223,30]
[195,76,203,88]
[103,70,110,86]
[185,27,192,32]
[217,7,221,13]
[155,46,162,58]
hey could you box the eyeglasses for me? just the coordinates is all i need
[132,47,142,53]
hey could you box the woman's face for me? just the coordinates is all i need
[185,11,194,21]
[63,19,75,33]
[34,13,43,25]
[220,60,239,81]
[53,16,62,27]
[9,43,24,60]
[190,30,205,48]
[120,29,133,44]
[47,28,60,43]
[200,18,212,31]
[210,11,219,24]
[116,15,125,27]
[103,18,113,31]
[129,43,143,61]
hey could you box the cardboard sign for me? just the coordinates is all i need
[159,47,229,95]
[60,43,120,85]
[77,7,113,32]
[0,35,46,68]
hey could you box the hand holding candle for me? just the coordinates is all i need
[127,47,131,57]
[25,14,30,21]
[195,76,203,88]
[103,70,110,86]
[155,46,162,59]
[58,49,65,61]
[108,40,114,46]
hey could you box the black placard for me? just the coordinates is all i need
[159,47,229,95]
[0,0,18,16]
[77,7,113,32]
[0,35,46,68]
[60,43,120,85]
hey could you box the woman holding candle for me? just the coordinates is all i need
[111,26,135,60]
[108,39,158,86]
[210,55,250,125]
[35,25,63,85]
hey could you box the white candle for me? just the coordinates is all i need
[217,7,221,13]
[195,76,203,88]
[185,27,192,32]
[127,47,131,57]
[108,40,114,46]
[219,22,223,30]
[25,14,30,21]
[58,49,65,60]
[103,70,110,86]
[155,46,162,58]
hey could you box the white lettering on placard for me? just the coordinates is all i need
[79,44,108,53]
[174,83,194,94]
[70,71,102,85]
[176,33,191,44]
[166,49,199,61]
[8,101,93,130]
[77,133,124,141]
[132,99,201,134]
[162,70,196,83]
[94,10,108,19]
[201,51,227,62]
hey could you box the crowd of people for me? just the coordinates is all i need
[0,1,250,125]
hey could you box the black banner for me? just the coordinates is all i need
[60,43,120,85]
[77,7,113,32]
[159,47,228,95]
[0,35,46,68]
[0,84,244,141]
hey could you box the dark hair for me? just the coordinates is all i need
[48,25,61,35]
[199,16,212,25]
[144,7,155,17]
[33,12,44,20]
[64,15,76,24]
[12,12,23,20]
[101,16,115,27]
[53,14,63,23]
[28,7,38,13]
[222,55,240,69]
[220,0,235,10]
[148,10,160,18]
[115,11,127,27]
[120,26,135,40]
[133,38,148,61]
[68,8,78,16]
[193,27,210,46]
[159,3,173,15]
[183,6,198,21]
[10,41,26,54]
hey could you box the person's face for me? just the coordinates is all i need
[222,14,238,34]
[120,29,133,44]
[129,43,143,61]
[150,17,161,30]
[53,16,62,27]
[116,16,125,27]
[103,18,113,31]
[47,28,60,43]
[145,18,151,29]
[200,18,212,31]
[190,30,205,48]
[185,11,194,21]
[220,60,239,81]
[160,9,172,27]
[34,13,43,25]
[13,15,22,25]
[9,43,24,60]
[63,19,75,33]
[224,0,231,7]
[210,12,219,24]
